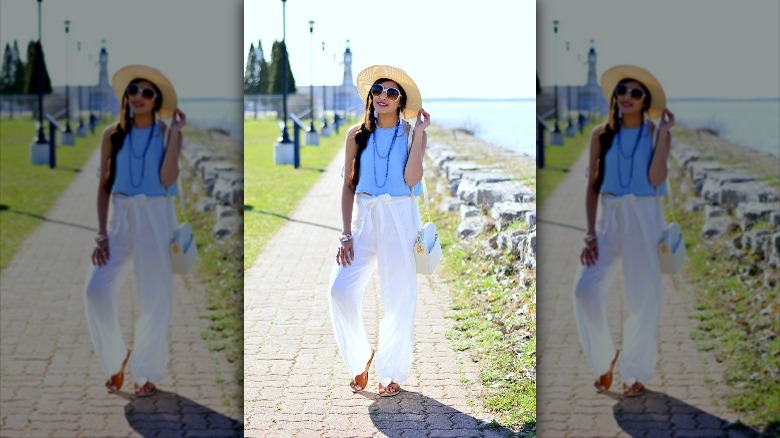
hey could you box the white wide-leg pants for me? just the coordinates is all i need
[573,194,663,386]
[328,193,418,387]
[84,194,174,386]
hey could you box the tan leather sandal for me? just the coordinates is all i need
[594,349,620,392]
[350,349,375,393]
[623,381,646,397]
[105,349,131,393]
[134,382,158,398]
[378,382,400,397]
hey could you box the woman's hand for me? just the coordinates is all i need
[336,239,354,267]
[658,108,675,132]
[92,235,110,267]
[580,238,599,267]
[170,108,187,132]
[414,108,430,133]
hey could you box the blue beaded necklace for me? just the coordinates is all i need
[371,120,401,188]
[127,121,156,188]
[615,121,644,188]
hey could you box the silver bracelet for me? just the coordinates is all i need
[339,233,353,243]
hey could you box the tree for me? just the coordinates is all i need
[267,40,296,94]
[24,40,52,94]
[244,42,259,94]
[0,43,13,93]
[13,41,25,93]
[257,40,270,95]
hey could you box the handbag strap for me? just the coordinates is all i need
[163,119,182,231]
[406,122,429,229]
[652,120,670,229]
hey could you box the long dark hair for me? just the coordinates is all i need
[592,78,652,192]
[102,78,163,191]
[349,78,408,190]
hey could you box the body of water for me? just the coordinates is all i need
[424,99,537,156]
[179,98,243,140]
[669,99,779,157]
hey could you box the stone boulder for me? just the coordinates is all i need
[437,197,461,213]
[459,204,481,221]
[736,202,778,230]
[700,216,732,239]
[456,216,490,240]
[491,202,535,231]
[212,216,242,240]
[213,171,244,206]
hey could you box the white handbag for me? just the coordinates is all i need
[653,123,685,275]
[407,123,442,275]
[164,122,198,275]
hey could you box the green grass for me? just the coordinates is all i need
[0,118,108,269]
[667,147,780,434]
[243,117,352,269]
[175,126,244,407]
[422,129,537,434]
[537,120,601,207]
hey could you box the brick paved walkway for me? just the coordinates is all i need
[536,147,757,437]
[244,147,516,437]
[0,145,242,437]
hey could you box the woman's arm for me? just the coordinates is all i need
[160,109,187,187]
[93,125,115,266]
[648,109,675,187]
[337,125,360,267]
[581,125,604,266]
[403,109,430,187]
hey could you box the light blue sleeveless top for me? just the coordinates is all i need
[112,121,178,196]
[600,122,666,196]
[355,124,422,197]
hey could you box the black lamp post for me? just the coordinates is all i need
[62,19,75,145]
[274,0,295,167]
[280,0,290,144]
[551,19,563,145]
[320,41,330,136]
[305,20,318,145]
[565,41,575,137]
[34,0,46,145]
[76,40,86,137]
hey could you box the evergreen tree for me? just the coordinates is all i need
[267,40,296,94]
[13,41,25,93]
[257,40,270,95]
[0,43,13,93]
[244,42,258,94]
[24,40,52,94]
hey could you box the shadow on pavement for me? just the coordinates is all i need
[611,389,760,437]
[536,218,586,233]
[243,205,340,232]
[363,389,531,437]
[8,209,97,232]
[122,390,243,437]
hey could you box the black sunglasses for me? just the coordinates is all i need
[127,83,157,100]
[615,83,645,100]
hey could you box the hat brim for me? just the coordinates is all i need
[112,65,177,120]
[356,65,421,120]
[601,65,665,120]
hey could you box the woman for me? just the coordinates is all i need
[328,65,429,397]
[84,64,186,397]
[573,65,675,397]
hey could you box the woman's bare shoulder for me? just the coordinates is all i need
[590,123,607,138]
[102,124,118,139]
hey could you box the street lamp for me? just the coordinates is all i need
[274,0,295,167]
[29,0,49,166]
[565,41,575,137]
[76,40,86,137]
[305,20,319,145]
[61,19,75,145]
[320,41,331,137]
[550,19,564,146]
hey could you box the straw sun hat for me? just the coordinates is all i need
[600,64,665,120]
[112,64,177,119]
[356,65,422,120]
